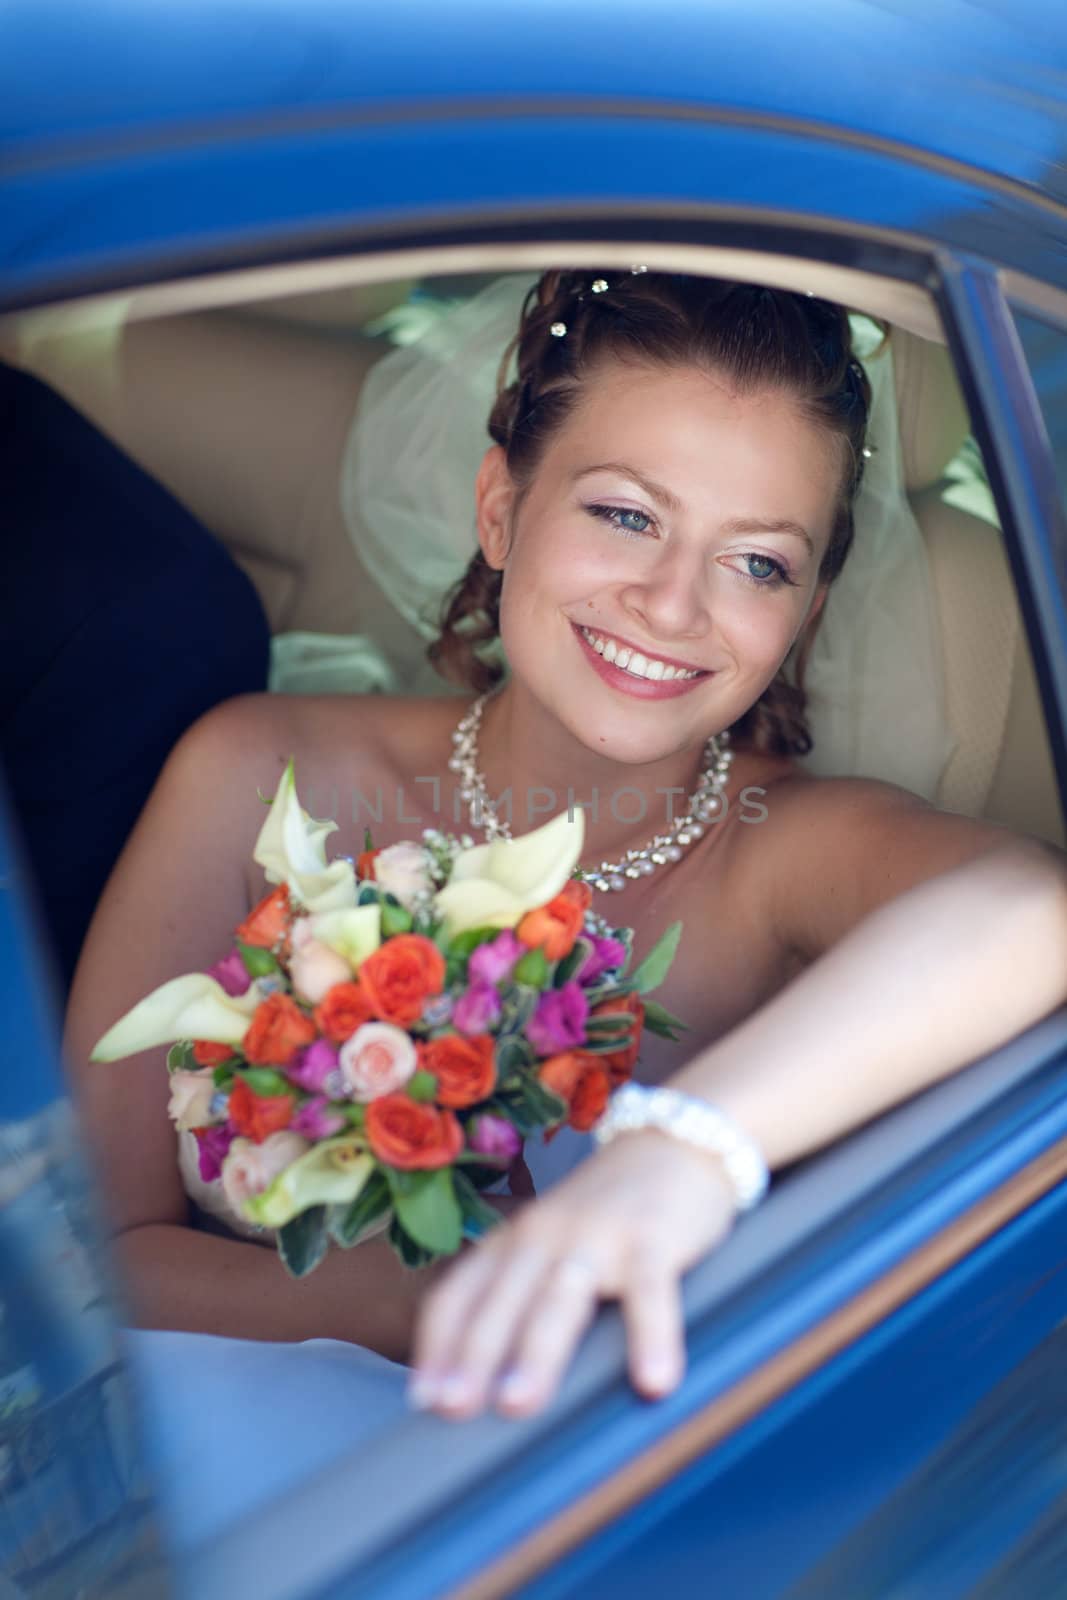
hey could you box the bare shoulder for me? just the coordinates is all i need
[730,757,1018,959]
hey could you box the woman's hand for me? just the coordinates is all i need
[406,1131,737,1421]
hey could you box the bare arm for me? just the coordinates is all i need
[671,780,1067,1164]
[62,694,495,1363]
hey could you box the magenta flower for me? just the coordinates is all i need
[468,930,524,986]
[291,1096,347,1139]
[452,980,503,1036]
[527,982,589,1055]
[467,1114,523,1162]
[578,936,628,985]
[195,1125,236,1183]
[286,1038,340,1093]
[207,949,252,997]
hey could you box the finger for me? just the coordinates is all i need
[620,1246,687,1400]
[409,1237,503,1383]
[492,1252,602,1418]
[428,1241,555,1417]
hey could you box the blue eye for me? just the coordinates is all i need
[587,503,653,538]
[739,553,793,587]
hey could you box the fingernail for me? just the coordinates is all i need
[495,1367,537,1407]
[437,1372,474,1407]
[641,1356,680,1393]
[407,1373,439,1409]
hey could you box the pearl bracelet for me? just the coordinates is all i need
[591,1083,770,1213]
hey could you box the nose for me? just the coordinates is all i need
[619,540,712,643]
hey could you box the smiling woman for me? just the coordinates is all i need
[61,264,1067,1434]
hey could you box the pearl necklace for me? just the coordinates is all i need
[448,692,734,893]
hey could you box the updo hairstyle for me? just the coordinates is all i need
[428,269,873,755]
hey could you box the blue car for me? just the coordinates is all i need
[3,2,1067,1596]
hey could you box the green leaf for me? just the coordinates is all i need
[166,1041,197,1074]
[448,926,504,960]
[384,1167,462,1254]
[407,1069,439,1103]
[276,1207,329,1278]
[497,985,539,1038]
[388,1215,439,1270]
[363,827,375,853]
[212,1064,237,1089]
[612,926,635,976]
[329,1170,393,1247]
[642,998,690,1040]
[497,1072,568,1133]
[357,883,382,906]
[512,948,550,988]
[554,937,594,987]
[578,1036,636,1056]
[238,1067,293,1097]
[627,921,683,995]
[584,1013,635,1034]
[380,902,414,937]
[236,939,279,978]
[453,1171,505,1241]
[495,1035,534,1081]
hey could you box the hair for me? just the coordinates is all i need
[428,269,874,755]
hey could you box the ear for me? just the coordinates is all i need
[475,445,516,571]
[805,583,829,630]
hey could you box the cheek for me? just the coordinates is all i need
[711,577,807,667]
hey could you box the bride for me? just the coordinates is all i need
[64,266,1067,1434]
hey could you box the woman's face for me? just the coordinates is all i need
[477,358,842,766]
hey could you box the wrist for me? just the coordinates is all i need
[591,1083,770,1215]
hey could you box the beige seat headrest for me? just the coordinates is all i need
[892,329,971,494]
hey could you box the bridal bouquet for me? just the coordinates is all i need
[91,763,686,1277]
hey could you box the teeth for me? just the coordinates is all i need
[580,625,700,681]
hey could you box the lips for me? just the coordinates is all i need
[570,622,711,700]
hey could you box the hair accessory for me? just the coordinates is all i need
[550,321,567,337]
[591,1083,770,1213]
[630,264,648,274]
[862,446,873,458]
[591,278,609,294]
[449,690,733,891]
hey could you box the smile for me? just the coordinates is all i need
[577,625,705,681]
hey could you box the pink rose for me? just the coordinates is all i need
[167,1069,221,1133]
[373,842,434,909]
[220,1131,310,1214]
[468,930,524,986]
[452,980,502,1037]
[206,949,252,997]
[339,1022,417,1102]
[467,1114,523,1161]
[289,919,353,1005]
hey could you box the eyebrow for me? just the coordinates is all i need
[574,462,815,555]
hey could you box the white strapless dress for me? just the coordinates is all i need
[129,1122,597,1554]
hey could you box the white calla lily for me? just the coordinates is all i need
[254,759,356,913]
[243,1137,375,1228]
[90,974,260,1063]
[433,809,585,937]
[308,906,382,970]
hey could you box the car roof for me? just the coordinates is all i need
[4,0,1066,202]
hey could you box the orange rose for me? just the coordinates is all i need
[357,848,379,879]
[227,1076,295,1144]
[365,1094,464,1170]
[192,1039,235,1068]
[592,991,645,1085]
[416,1035,496,1108]
[517,879,592,962]
[236,885,291,949]
[314,981,376,1043]
[538,1050,610,1140]
[359,934,446,1026]
[242,992,317,1066]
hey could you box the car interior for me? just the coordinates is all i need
[4,243,1067,1594]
